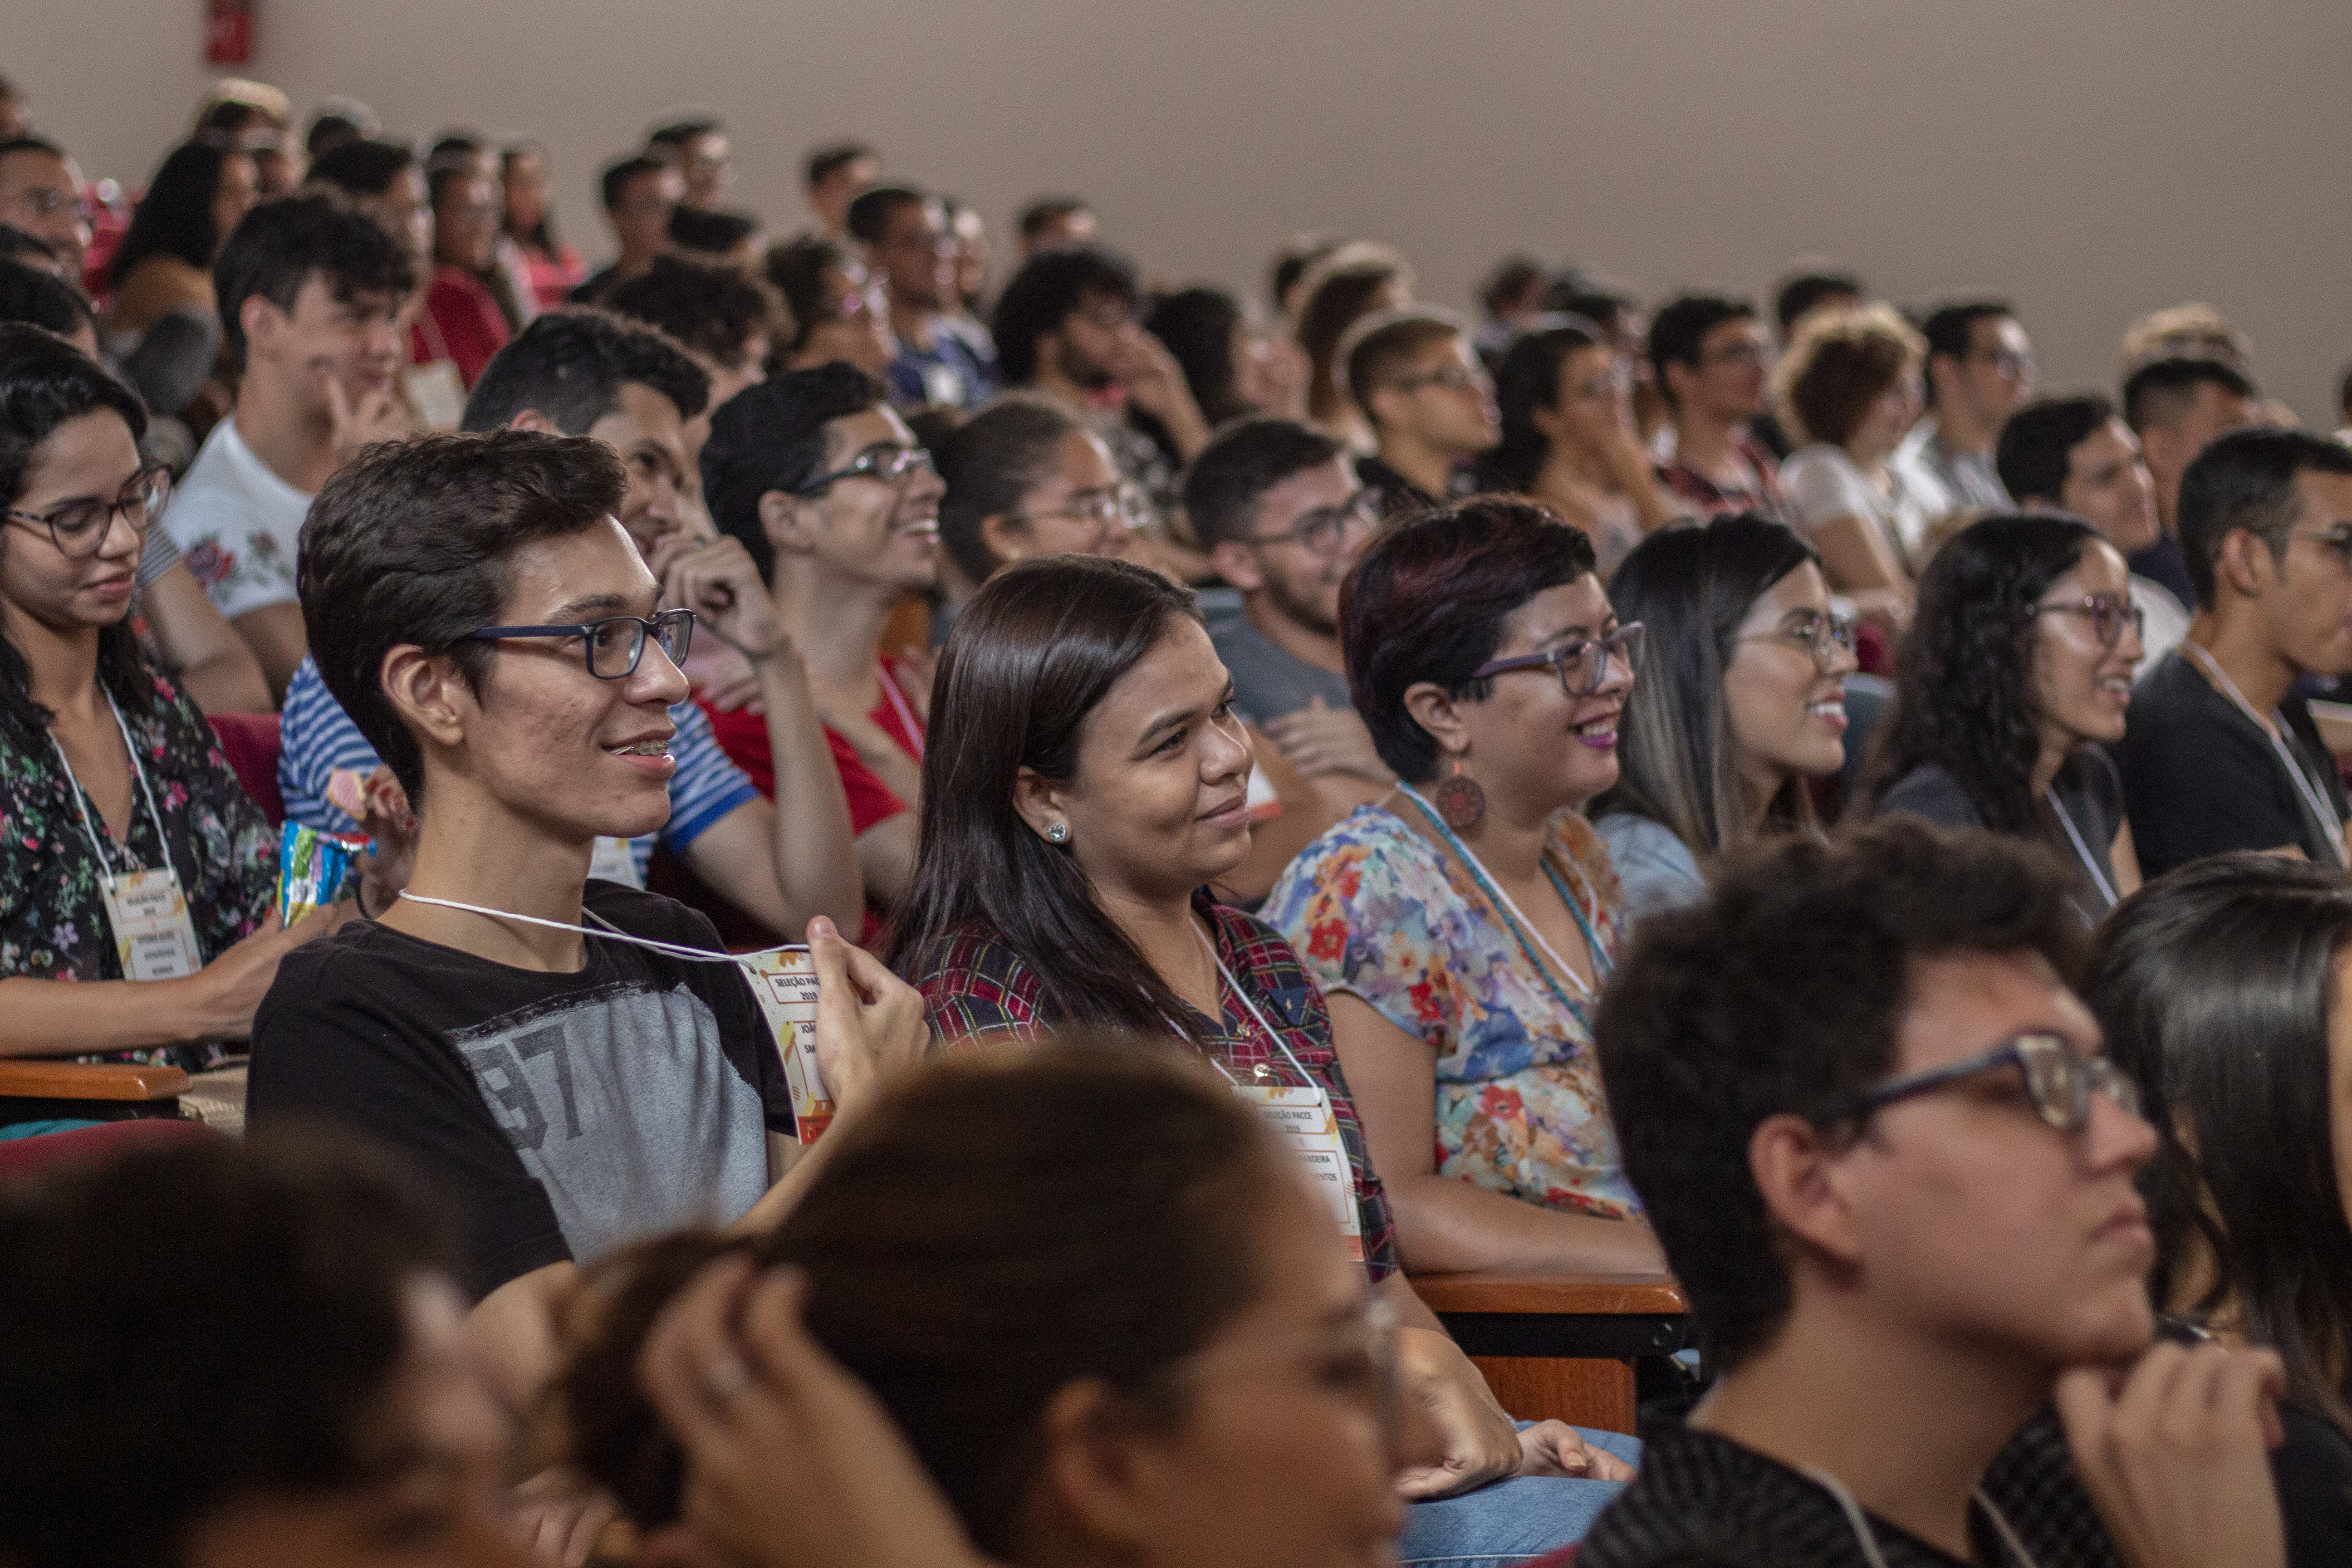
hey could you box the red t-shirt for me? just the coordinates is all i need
[696,702,908,835]
[871,656,926,763]
[410,267,511,389]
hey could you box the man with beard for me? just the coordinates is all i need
[848,184,995,412]
[1189,416,1394,898]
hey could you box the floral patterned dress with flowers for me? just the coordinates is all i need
[0,670,278,1069]
[1262,803,1641,1218]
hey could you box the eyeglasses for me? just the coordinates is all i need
[1244,487,1384,556]
[1735,608,1857,671]
[2290,528,2352,571]
[1969,348,2038,382]
[1852,1031,2141,1134]
[791,442,936,496]
[3,463,170,559]
[1701,340,1769,369]
[7,186,92,226]
[1386,364,1490,396]
[1072,299,1139,333]
[463,608,695,679]
[2032,593,2144,649]
[1006,484,1151,535]
[1470,622,1645,697]
[1163,1297,1403,1445]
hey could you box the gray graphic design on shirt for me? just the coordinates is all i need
[455,985,768,1264]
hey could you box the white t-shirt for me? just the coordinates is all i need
[1779,442,1937,572]
[159,415,314,621]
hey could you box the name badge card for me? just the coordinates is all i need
[404,360,468,433]
[101,865,204,981]
[1230,1081,1364,1262]
[586,835,645,888]
[743,947,831,1142]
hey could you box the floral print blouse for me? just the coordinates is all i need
[1262,804,1642,1219]
[0,670,277,1068]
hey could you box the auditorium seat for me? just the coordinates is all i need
[0,1113,218,1182]
[207,710,285,827]
[1410,1269,1691,1434]
[0,1059,192,1133]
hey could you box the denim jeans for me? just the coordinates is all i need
[1394,1426,1642,1567]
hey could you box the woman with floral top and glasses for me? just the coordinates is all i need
[1591,512,1857,921]
[1865,512,2145,928]
[0,325,341,1063]
[1263,499,1666,1277]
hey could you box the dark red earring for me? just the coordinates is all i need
[1433,755,1486,830]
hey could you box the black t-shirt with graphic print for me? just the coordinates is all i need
[249,881,793,1299]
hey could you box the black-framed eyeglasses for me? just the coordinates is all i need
[1852,1032,2141,1134]
[1245,487,1384,556]
[1735,608,1857,671]
[1006,484,1151,534]
[1470,622,1645,697]
[2032,593,2144,650]
[791,442,936,496]
[2289,528,2352,572]
[3,462,170,559]
[1968,348,2038,382]
[463,608,695,679]
[1386,363,1489,396]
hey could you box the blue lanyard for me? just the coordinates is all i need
[1394,787,1611,1016]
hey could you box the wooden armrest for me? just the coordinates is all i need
[1410,1270,1687,1316]
[0,1060,192,1102]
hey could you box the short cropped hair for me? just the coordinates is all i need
[306,137,414,200]
[599,154,667,212]
[1017,196,1091,242]
[2121,354,2256,436]
[804,141,875,188]
[1184,416,1347,550]
[1341,497,1599,783]
[0,256,93,338]
[1919,299,2014,406]
[213,193,416,372]
[1773,302,1923,449]
[1341,306,1468,426]
[764,236,850,355]
[936,394,1087,583]
[666,206,757,258]
[845,184,926,247]
[1479,255,1548,322]
[462,308,709,436]
[1597,819,2085,1371]
[700,363,885,584]
[646,116,722,152]
[1646,293,1756,409]
[1996,395,2116,506]
[300,430,628,803]
[0,1135,456,1568]
[991,245,1141,388]
[606,255,777,372]
[2176,426,2352,609]
[1772,266,1865,337]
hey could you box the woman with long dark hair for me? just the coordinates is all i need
[1865,511,2144,925]
[1262,500,1665,1274]
[887,552,1633,1557]
[931,394,1141,636]
[1592,513,1852,917]
[500,139,583,313]
[0,325,332,1062]
[100,138,258,420]
[1480,317,1676,574]
[2086,853,2352,1566]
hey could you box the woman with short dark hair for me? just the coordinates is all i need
[1866,511,2144,926]
[887,551,1635,1558]
[1263,499,1665,1274]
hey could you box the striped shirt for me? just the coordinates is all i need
[277,656,757,880]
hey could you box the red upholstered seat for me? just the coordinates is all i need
[207,710,284,826]
[0,1117,221,1184]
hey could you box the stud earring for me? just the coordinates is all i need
[1045,822,1071,844]
[1432,755,1486,830]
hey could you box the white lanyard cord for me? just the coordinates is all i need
[395,892,804,970]
[49,691,173,875]
[876,661,925,760]
[1395,784,1596,1000]
[2045,788,2119,911]
[1799,1465,2041,1568]
[2182,642,2348,867]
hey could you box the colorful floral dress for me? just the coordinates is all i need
[1262,804,1641,1218]
[0,670,277,1068]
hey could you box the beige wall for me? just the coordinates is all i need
[11,0,2352,421]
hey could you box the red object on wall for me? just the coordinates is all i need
[206,0,253,64]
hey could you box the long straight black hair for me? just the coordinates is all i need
[2086,853,2352,1437]
[884,555,1220,1044]
[0,324,157,745]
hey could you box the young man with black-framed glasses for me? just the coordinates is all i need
[249,426,929,1448]
[1583,818,2288,1568]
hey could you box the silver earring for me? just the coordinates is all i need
[1045,822,1070,844]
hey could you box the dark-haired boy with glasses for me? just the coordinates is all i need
[249,426,930,1433]
[1583,818,2289,1568]
[1343,308,1498,516]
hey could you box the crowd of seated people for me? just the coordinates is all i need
[6,61,2352,1568]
